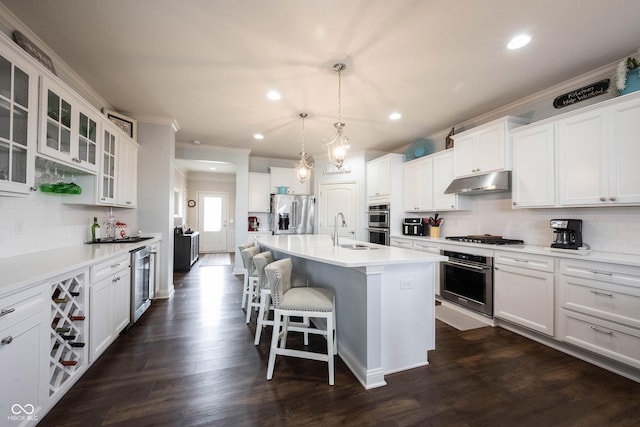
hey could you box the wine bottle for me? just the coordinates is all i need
[91,217,101,242]
[55,327,71,333]
[69,291,80,297]
[59,359,78,367]
[60,334,76,340]
[69,342,85,348]
[70,315,85,321]
[53,297,68,304]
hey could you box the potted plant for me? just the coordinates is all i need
[616,56,640,95]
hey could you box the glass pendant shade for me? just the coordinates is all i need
[327,122,348,169]
[294,112,313,183]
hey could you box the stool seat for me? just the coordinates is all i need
[240,245,261,323]
[279,287,334,312]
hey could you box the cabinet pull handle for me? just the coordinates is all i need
[111,263,120,268]
[1,336,13,345]
[0,308,16,317]
[590,270,613,276]
[590,290,613,297]
[590,326,613,335]
[514,259,529,263]
[609,197,617,202]
[600,197,606,201]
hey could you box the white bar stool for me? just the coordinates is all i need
[240,246,260,323]
[237,242,256,310]
[264,258,337,385]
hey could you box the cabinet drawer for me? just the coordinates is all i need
[0,284,45,328]
[559,310,640,369]
[91,254,130,283]
[559,274,640,329]
[412,240,441,254]
[495,251,554,273]
[560,259,640,288]
[390,238,413,249]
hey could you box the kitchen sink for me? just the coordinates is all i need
[340,244,378,250]
[87,236,154,244]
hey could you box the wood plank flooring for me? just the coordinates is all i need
[40,258,640,426]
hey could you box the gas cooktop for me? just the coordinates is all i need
[446,235,525,245]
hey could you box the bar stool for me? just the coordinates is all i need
[240,246,260,323]
[264,258,337,385]
[238,242,256,310]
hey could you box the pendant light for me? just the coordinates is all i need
[294,112,313,183]
[326,63,350,169]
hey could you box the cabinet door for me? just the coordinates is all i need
[99,123,118,204]
[403,158,432,211]
[475,122,505,174]
[113,272,131,334]
[0,43,39,195]
[90,277,114,361]
[557,110,607,205]
[432,150,458,210]
[610,98,640,204]
[367,157,391,197]
[452,133,475,177]
[403,160,421,211]
[76,103,100,173]
[116,136,138,207]
[512,123,556,207]
[494,263,555,336]
[249,172,270,212]
[269,167,291,193]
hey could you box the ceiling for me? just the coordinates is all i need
[3,0,640,168]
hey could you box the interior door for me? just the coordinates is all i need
[197,192,229,253]
[318,181,358,240]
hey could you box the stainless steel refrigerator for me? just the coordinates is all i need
[270,194,315,234]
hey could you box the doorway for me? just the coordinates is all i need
[197,191,229,253]
[317,181,358,239]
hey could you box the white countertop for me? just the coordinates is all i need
[255,234,446,268]
[0,235,161,296]
[391,235,640,268]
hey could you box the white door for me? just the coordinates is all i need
[197,192,229,253]
[318,181,358,240]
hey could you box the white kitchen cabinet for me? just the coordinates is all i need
[249,172,270,212]
[557,94,640,206]
[39,76,100,174]
[452,116,528,178]
[116,134,138,207]
[403,156,432,211]
[89,254,130,362]
[98,121,118,205]
[494,251,555,336]
[0,35,39,196]
[0,283,48,426]
[511,123,556,208]
[389,236,414,249]
[403,150,469,212]
[367,153,403,205]
[270,167,310,195]
[558,258,640,369]
[411,239,443,296]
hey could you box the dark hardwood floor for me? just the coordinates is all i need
[40,256,640,426]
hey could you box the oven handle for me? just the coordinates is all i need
[444,259,492,271]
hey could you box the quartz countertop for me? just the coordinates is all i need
[0,235,161,296]
[255,234,446,268]
[390,235,640,268]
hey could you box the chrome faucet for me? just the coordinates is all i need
[332,212,347,246]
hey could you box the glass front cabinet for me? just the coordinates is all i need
[0,36,39,195]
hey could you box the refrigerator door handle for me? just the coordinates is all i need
[291,201,298,228]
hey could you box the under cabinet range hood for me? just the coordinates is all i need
[444,171,511,195]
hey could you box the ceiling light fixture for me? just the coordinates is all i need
[507,34,531,50]
[326,62,350,169]
[267,90,282,101]
[253,133,264,140]
[294,112,313,183]
[389,112,402,120]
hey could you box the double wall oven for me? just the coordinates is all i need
[367,204,390,245]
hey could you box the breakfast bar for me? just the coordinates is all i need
[255,234,446,389]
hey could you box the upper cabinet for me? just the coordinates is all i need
[269,167,310,195]
[39,76,100,174]
[116,134,138,207]
[452,116,529,178]
[0,37,39,196]
[367,153,403,204]
[249,172,270,212]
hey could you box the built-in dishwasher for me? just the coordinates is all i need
[130,246,155,325]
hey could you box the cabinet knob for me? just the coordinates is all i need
[609,197,617,201]
[513,202,517,206]
[600,197,606,201]
[0,308,16,317]
[1,336,13,345]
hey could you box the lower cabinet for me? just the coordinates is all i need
[0,284,49,425]
[494,252,555,336]
[558,259,640,369]
[89,254,131,362]
[174,232,200,271]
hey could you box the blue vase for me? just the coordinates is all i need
[620,67,640,95]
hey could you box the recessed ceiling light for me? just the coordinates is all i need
[192,140,201,144]
[389,112,402,120]
[266,90,281,101]
[507,34,531,50]
[253,133,264,140]
[209,167,216,170]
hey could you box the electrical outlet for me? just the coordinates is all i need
[400,279,412,290]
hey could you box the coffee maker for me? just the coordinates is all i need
[550,219,583,249]
[248,216,260,231]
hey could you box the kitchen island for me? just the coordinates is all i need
[255,234,446,389]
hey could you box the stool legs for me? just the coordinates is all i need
[245,276,259,323]
[240,268,248,310]
[254,289,272,345]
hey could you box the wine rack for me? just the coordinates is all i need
[49,270,88,398]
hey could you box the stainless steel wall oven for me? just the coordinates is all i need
[367,204,390,245]
[440,249,494,317]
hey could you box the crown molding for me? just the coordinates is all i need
[132,114,181,132]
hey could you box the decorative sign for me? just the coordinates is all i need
[102,108,138,141]
[445,127,455,149]
[323,164,352,175]
[553,79,610,109]
[12,30,56,75]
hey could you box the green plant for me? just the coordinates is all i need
[616,56,640,91]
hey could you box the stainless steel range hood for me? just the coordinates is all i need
[444,171,511,195]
